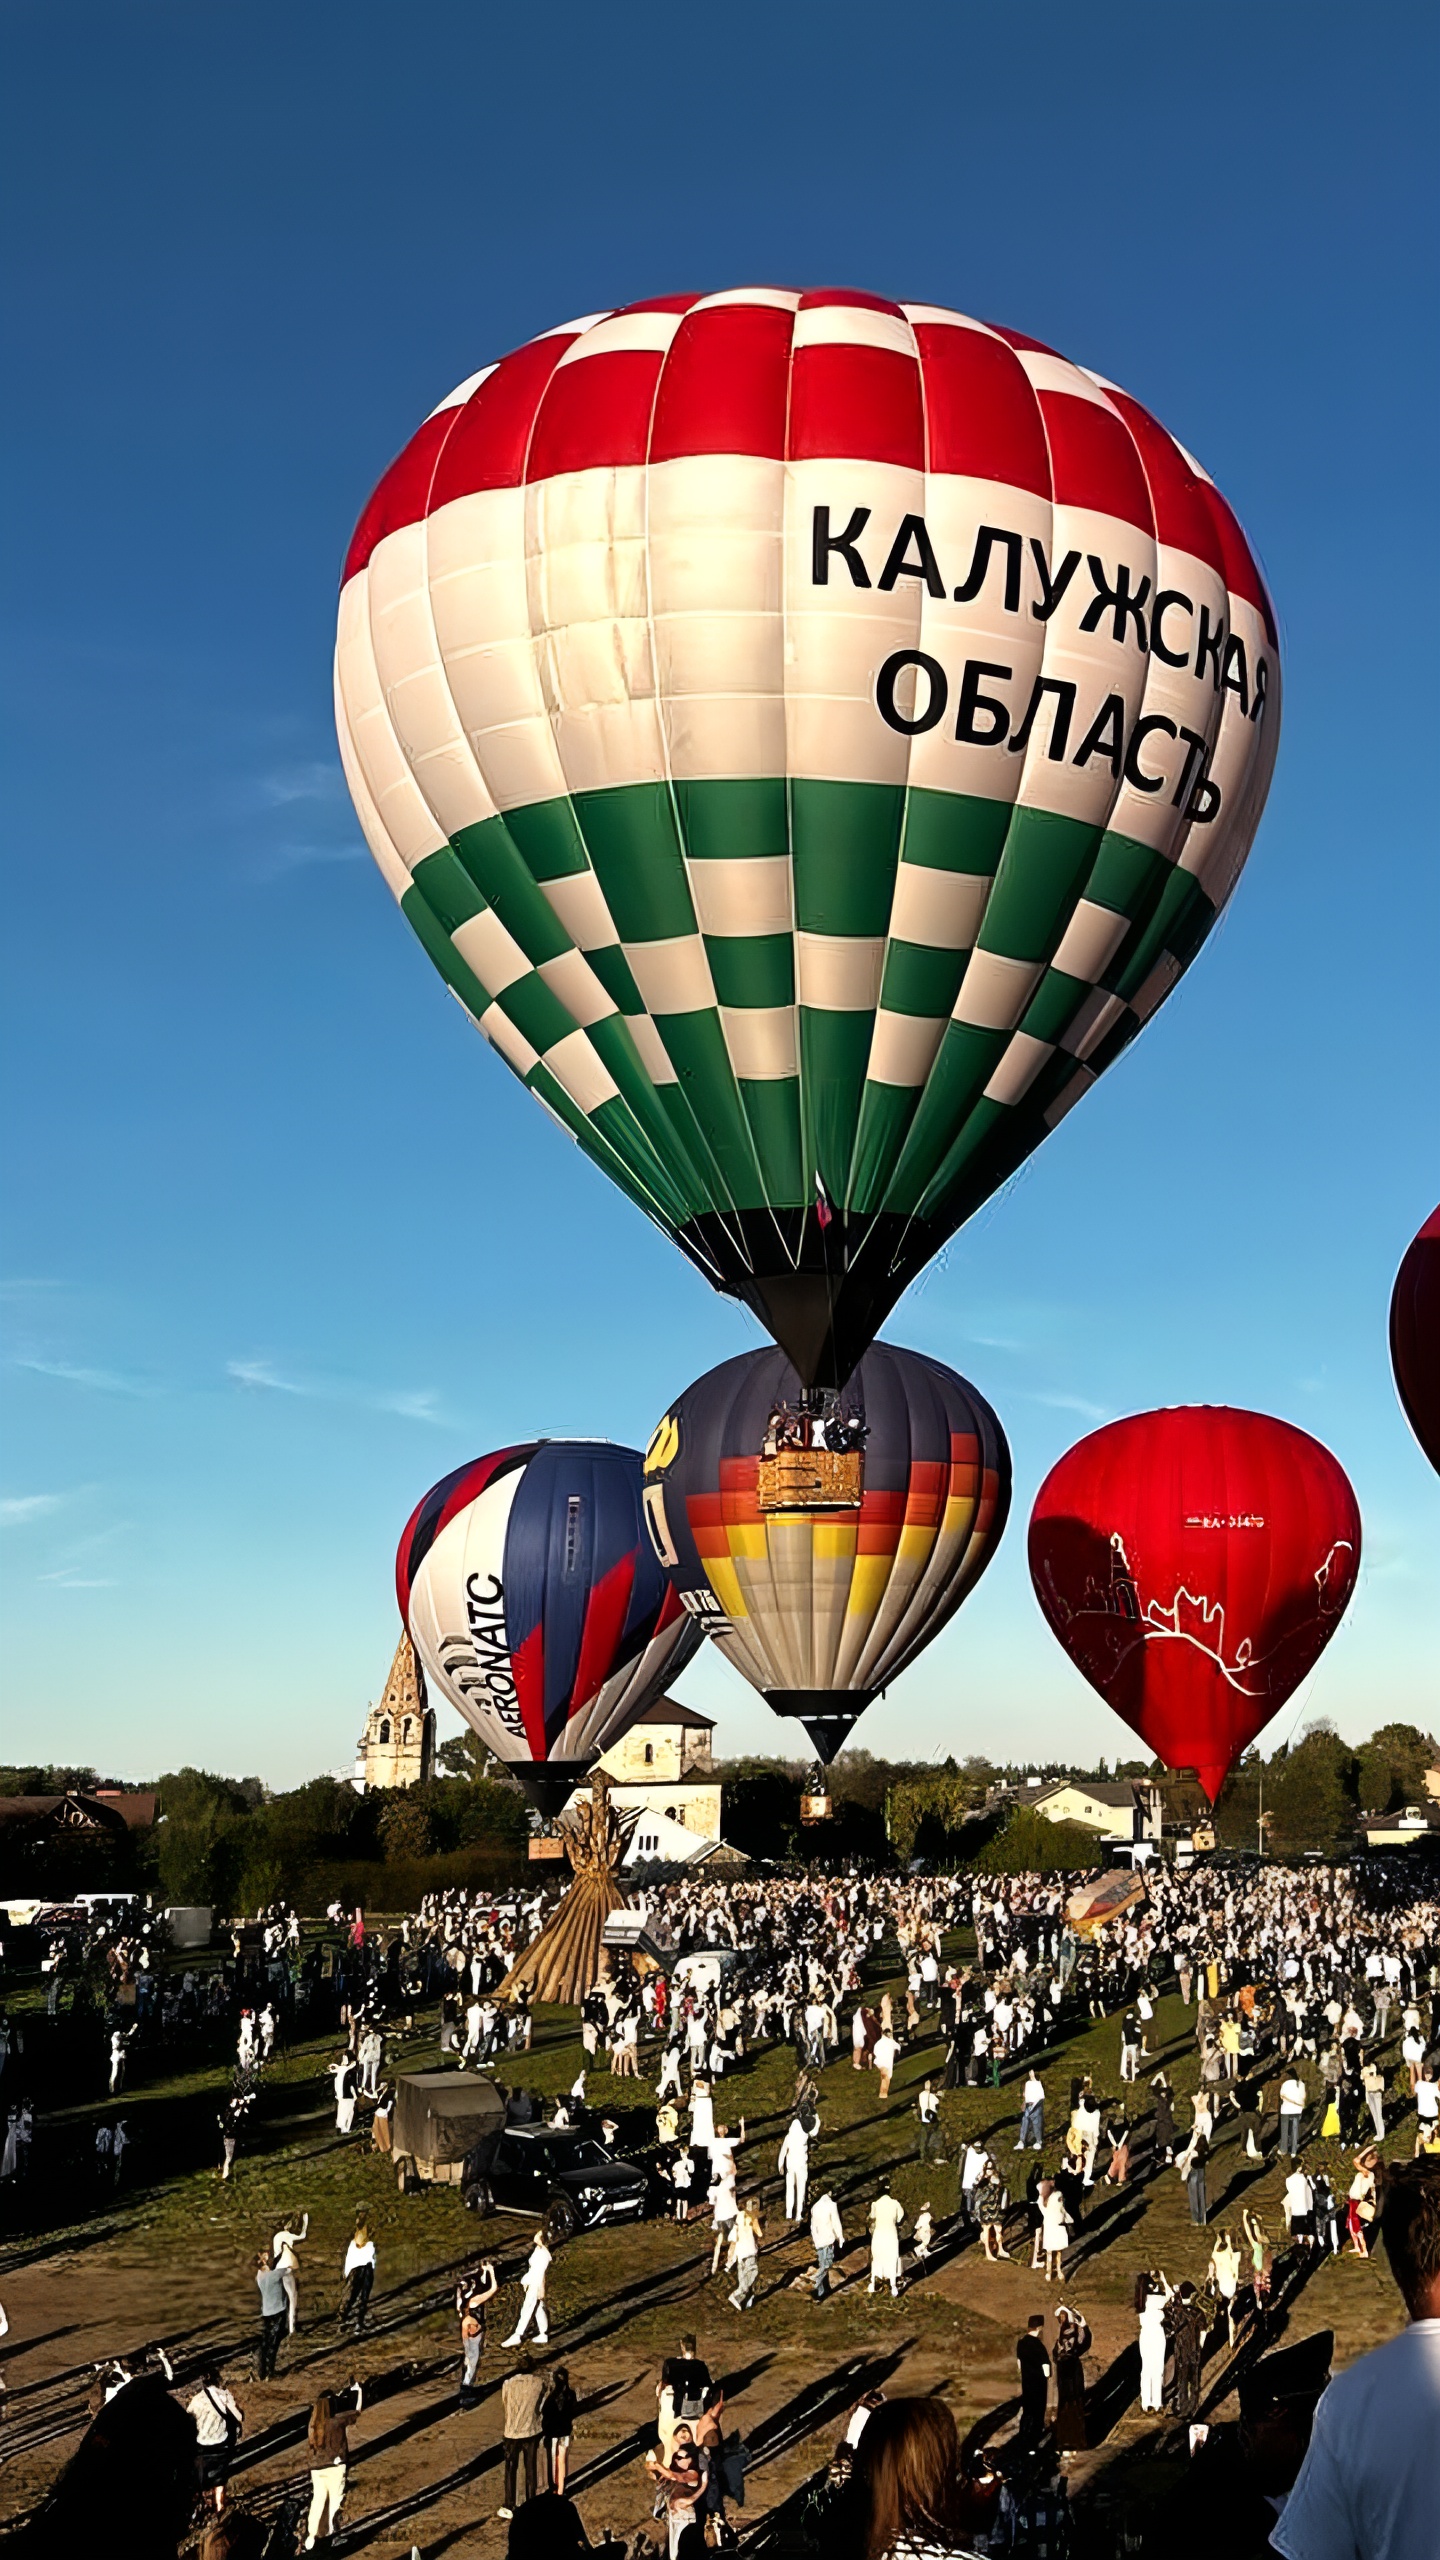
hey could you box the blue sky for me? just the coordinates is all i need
[2,2,1436,1787]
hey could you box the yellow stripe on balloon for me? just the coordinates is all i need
[704,1557,749,1619]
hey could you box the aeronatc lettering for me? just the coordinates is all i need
[435,1569,526,1736]
[812,503,1271,728]
[1184,1513,1266,1530]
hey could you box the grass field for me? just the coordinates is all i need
[0,1922,1414,2554]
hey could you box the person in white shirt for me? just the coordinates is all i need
[273,2213,309,2333]
[188,2365,243,2506]
[503,2231,551,2345]
[1016,2070,1045,2151]
[1279,2070,1308,2158]
[341,2218,376,2334]
[778,2115,811,2223]
[809,2181,840,2304]
[1275,2159,1440,2560]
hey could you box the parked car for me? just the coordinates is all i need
[462,2123,649,2242]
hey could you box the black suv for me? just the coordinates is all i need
[461,2125,648,2243]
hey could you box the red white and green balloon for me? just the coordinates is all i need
[337,291,1280,1385]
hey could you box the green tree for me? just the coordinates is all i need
[968,1804,1100,1875]
[1263,1724,1357,1855]
[375,1791,434,1861]
[1355,1723,1438,1816]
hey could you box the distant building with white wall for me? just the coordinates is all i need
[564,1699,724,1863]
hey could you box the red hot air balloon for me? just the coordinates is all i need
[1028,1408,1361,1801]
[1390,1207,1440,1475]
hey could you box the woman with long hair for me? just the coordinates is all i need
[305,2381,362,2545]
[853,2396,967,2556]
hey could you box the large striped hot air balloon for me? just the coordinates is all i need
[641,1341,1010,1760]
[336,290,1281,1386]
[1028,1407,1361,1801]
[398,1440,701,1812]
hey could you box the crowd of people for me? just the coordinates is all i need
[3,1846,1439,2554]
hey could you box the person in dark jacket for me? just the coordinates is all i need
[1015,2314,1051,2448]
[541,2365,578,2496]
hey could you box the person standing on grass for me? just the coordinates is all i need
[504,2228,552,2346]
[331,2051,358,2135]
[1015,2314,1051,2448]
[868,2188,906,2295]
[1016,2066,1045,2152]
[1137,2274,1171,2413]
[1040,2178,1071,2281]
[457,2260,497,2403]
[497,2353,546,2521]
[304,2381,361,2547]
[646,2420,708,2557]
[339,2215,376,2335]
[726,2196,763,2312]
[873,2023,899,2101]
[778,2111,811,2222]
[1278,2064,1307,2157]
[810,2186,844,2299]
[255,2252,288,2379]
[272,2212,309,2335]
[188,2365,243,2510]
[916,2077,941,2161]
[1166,2282,1204,2423]
[541,2361,578,2494]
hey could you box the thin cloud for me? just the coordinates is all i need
[259,759,345,808]
[1,1493,64,1524]
[227,1358,446,1425]
[38,1569,117,1590]
[1027,1389,1112,1424]
[251,835,370,880]
[228,1358,308,1395]
[14,1356,155,1397]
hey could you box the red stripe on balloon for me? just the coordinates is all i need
[527,350,666,478]
[569,1548,637,1713]
[789,344,925,470]
[649,302,794,462]
[428,334,575,505]
[1039,391,1155,535]
[1196,480,1279,646]
[1103,390,1226,572]
[509,1622,549,1763]
[343,409,457,585]
[914,325,1051,495]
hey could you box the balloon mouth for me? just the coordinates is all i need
[509,1758,595,1818]
[678,1209,939,1388]
[765,1692,875,1765]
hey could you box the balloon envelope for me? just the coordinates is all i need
[398,1440,702,1811]
[1390,1206,1440,1474]
[337,290,1280,1386]
[1028,1407,1361,1800]
[642,1340,1010,1760]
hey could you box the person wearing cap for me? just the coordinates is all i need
[1274,2160,1440,2560]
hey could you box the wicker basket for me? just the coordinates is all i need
[756,1448,864,1512]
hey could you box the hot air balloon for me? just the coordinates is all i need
[336,291,1281,1388]
[1390,1207,1440,1474]
[641,1341,1010,1761]
[1028,1408,1361,1801]
[398,1440,702,1813]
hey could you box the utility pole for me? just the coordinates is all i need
[1257,1769,1265,1860]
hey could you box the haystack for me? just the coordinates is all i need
[500,1765,638,2006]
